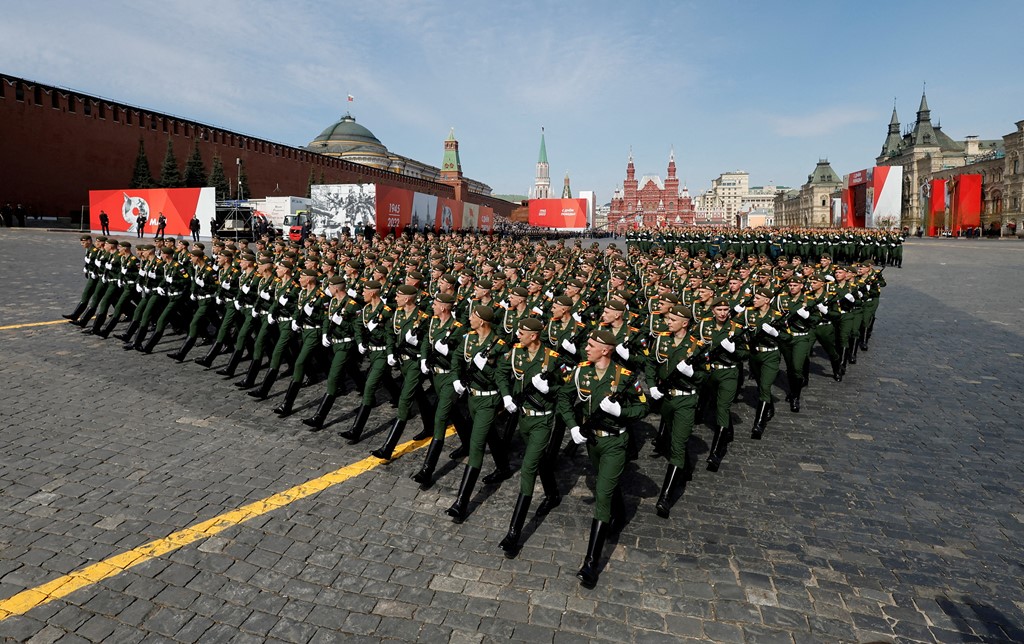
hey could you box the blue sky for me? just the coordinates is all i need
[4,1,1022,203]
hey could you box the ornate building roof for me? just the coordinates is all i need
[308,113,389,160]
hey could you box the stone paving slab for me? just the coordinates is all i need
[1,230,1023,642]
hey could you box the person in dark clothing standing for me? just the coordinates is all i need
[99,211,110,236]
[190,215,201,242]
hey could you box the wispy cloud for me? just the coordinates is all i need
[765,106,877,137]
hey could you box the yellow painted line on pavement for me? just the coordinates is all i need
[0,426,455,621]
[0,320,66,331]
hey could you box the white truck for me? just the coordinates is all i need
[248,196,312,236]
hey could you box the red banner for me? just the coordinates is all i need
[89,188,215,237]
[528,198,587,228]
[951,174,982,233]
[374,185,413,235]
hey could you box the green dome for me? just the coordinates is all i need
[308,113,388,156]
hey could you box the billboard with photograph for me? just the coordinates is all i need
[311,183,493,236]
[88,187,216,237]
[309,184,376,236]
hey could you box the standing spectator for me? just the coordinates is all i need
[190,215,201,242]
[155,212,167,240]
[16,204,27,227]
[99,210,111,236]
[1,203,12,227]
[136,212,146,238]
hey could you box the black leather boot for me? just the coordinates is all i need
[831,359,843,382]
[499,493,532,558]
[235,359,261,388]
[706,424,731,471]
[140,330,163,354]
[273,380,302,416]
[651,415,668,458]
[445,466,480,524]
[482,430,512,485]
[217,349,244,377]
[412,437,444,489]
[535,467,561,516]
[750,401,769,439]
[249,369,278,400]
[64,301,87,321]
[849,340,859,364]
[370,418,406,460]
[576,519,608,589]
[71,306,96,327]
[655,465,682,518]
[167,336,197,362]
[86,313,106,335]
[858,328,869,351]
[339,404,371,443]
[115,320,139,342]
[195,341,224,367]
[302,393,336,431]
[97,314,119,339]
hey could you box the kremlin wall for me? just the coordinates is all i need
[0,72,512,222]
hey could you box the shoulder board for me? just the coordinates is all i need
[453,321,462,327]
[628,326,639,333]
[384,305,392,311]
[657,331,671,336]
[514,342,523,349]
[652,310,663,316]
[497,339,506,345]
[619,368,632,376]
[348,299,357,306]
[578,361,592,367]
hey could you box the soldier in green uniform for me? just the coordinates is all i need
[266,268,330,416]
[166,249,218,362]
[195,250,245,367]
[696,298,748,471]
[217,255,275,378]
[410,292,468,486]
[88,241,139,337]
[370,285,432,460]
[129,246,190,353]
[302,276,362,430]
[242,260,300,393]
[446,305,511,523]
[805,273,843,382]
[645,306,705,517]
[831,265,861,375]
[340,280,393,443]
[65,235,100,323]
[494,317,564,558]
[857,263,886,351]
[774,276,816,412]
[559,329,649,588]
[741,288,784,437]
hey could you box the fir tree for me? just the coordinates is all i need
[306,167,315,198]
[238,161,251,200]
[159,139,183,188]
[129,139,155,189]
[183,138,207,188]
[318,169,325,185]
[208,156,231,201]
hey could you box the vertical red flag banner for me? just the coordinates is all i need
[88,188,215,236]
[929,179,946,236]
[951,174,982,233]
[478,206,493,232]
[374,185,413,235]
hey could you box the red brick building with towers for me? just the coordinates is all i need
[609,149,695,231]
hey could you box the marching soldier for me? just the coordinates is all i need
[302,276,362,430]
[558,329,649,588]
[167,249,218,362]
[696,298,748,471]
[341,280,394,443]
[741,288,784,438]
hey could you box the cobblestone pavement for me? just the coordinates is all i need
[1,229,1022,643]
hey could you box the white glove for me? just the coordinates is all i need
[570,426,587,444]
[473,353,487,370]
[387,354,397,367]
[420,359,429,374]
[649,386,664,400]
[797,307,810,319]
[599,397,622,417]
[720,338,735,353]
[242,284,250,294]
[196,278,205,287]
[844,293,855,302]
[347,288,357,298]
[733,304,744,314]
[291,321,299,332]
[331,313,343,324]
[215,296,222,305]
[221,283,231,290]
[252,309,258,318]
[499,300,509,309]
[279,295,288,305]
[234,301,241,311]
[165,275,173,283]
[857,290,863,298]
[676,360,694,377]
[322,335,331,348]
[83,267,88,275]
[816,303,828,314]
[268,314,276,324]
[358,343,367,354]
[531,306,544,315]
[157,287,166,296]
[530,373,549,393]
[260,291,270,301]
[503,395,518,413]
[615,344,630,360]
[561,338,576,354]
[303,304,314,315]
[761,323,779,337]
[190,293,197,301]
[453,379,466,396]
[135,284,142,293]
[825,275,836,282]
[544,290,554,299]
[434,340,449,356]
[405,330,418,346]
[367,321,378,332]
[572,311,582,322]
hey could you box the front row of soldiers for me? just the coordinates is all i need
[64,233,886,589]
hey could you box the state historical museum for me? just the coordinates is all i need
[609,150,695,229]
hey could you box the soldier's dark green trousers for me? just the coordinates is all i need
[662,392,698,468]
[587,432,628,522]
